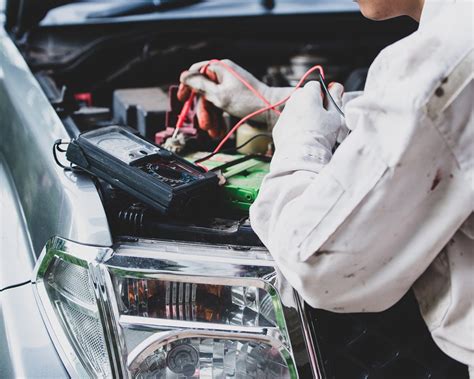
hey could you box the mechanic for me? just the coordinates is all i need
[179,0,473,373]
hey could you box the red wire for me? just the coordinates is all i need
[175,66,208,130]
[176,59,283,131]
[213,64,325,154]
[175,59,326,160]
[175,91,196,130]
[207,59,281,114]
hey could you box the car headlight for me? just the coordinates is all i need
[33,237,317,378]
[32,238,114,378]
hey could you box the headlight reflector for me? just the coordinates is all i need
[129,332,294,378]
[114,277,277,327]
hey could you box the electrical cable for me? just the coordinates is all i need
[56,144,68,153]
[232,133,271,152]
[174,59,283,137]
[176,60,345,165]
[212,64,328,155]
[320,75,345,117]
[194,133,270,164]
[0,280,31,292]
[53,140,71,169]
[53,140,83,172]
[206,59,281,114]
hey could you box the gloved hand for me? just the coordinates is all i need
[178,68,226,139]
[178,59,293,137]
[271,81,344,174]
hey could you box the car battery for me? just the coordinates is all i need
[113,87,169,139]
[186,153,270,213]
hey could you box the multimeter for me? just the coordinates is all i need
[66,125,218,215]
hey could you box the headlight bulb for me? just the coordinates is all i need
[166,343,199,376]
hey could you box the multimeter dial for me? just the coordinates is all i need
[87,129,161,164]
[140,160,196,188]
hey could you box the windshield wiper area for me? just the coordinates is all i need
[87,0,203,19]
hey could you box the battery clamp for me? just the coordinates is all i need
[64,125,219,215]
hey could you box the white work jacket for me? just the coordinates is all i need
[250,0,473,368]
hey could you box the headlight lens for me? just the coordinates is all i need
[114,277,277,327]
[33,238,310,378]
[33,239,113,378]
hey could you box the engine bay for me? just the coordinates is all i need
[24,17,416,245]
[96,54,360,247]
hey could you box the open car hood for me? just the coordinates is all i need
[5,0,74,34]
[6,0,360,36]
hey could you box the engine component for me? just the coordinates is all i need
[66,125,218,215]
[187,153,270,213]
[72,106,113,130]
[115,202,263,246]
[286,54,331,85]
[264,53,349,87]
[236,123,272,155]
[155,86,200,150]
[162,133,188,154]
[113,87,169,139]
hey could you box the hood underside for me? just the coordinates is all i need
[5,0,73,34]
[5,0,359,37]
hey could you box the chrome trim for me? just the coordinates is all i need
[114,239,273,262]
[32,237,106,282]
[97,263,130,379]
[120,315,279,336]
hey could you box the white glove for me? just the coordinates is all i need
[180,59,293,128]
[271,81,344,174]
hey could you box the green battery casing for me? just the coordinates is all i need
[186,153,269,212]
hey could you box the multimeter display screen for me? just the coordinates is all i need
[85,128,161,164]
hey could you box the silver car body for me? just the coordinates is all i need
[0,18,112,377]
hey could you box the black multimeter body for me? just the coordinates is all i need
[66,125,218,215]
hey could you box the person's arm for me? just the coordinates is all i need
[250,75,472,312]
[179,59,293,136]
